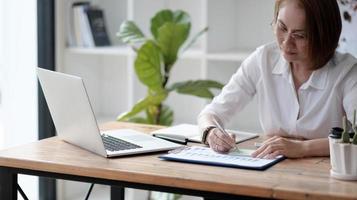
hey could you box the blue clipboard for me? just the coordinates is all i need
[159,146,285,170]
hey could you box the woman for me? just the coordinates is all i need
[198,0,357,159]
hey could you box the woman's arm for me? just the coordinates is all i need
[301,138,329,157]
[251,136,329,159]
[198,50,262,141]
[198,112,236,152]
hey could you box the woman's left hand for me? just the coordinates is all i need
[251,136,305,159]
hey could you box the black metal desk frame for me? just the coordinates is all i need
[0,166,267,200]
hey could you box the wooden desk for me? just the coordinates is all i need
[0,122,356,200]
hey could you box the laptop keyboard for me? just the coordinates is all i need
[101,134,142,152]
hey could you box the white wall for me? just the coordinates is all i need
[338,2,357,57]
[0,0,39,199]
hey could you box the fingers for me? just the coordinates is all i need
[255,143,282,158]
[230,133,236,140]
[212,128,236,147]
[207,128,236,153]
[251,137,275,157]
[261,135,279,145]
[251,137,284,158]
[217,131,236,147]
[266,150,282,159]
[209,139,230,153]
[251,136,305,159]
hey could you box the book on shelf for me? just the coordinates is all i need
[65,1,76,47]
[67,2,111,47]
[86,7,111,46]
[72,2,93,47]
[151,124,259,144]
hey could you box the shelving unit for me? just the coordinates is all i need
[55,0,275,199]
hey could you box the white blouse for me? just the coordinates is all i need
[198,42,357,139]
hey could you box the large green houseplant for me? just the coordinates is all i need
[116,9,223,126]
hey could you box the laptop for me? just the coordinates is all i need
[37,68,181,157]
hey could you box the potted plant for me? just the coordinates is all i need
[116,9,223,200]
[116,9,223,126]
[329,109,357,180]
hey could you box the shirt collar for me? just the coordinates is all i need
[303,55,334,90]
[272,54,291,81]
[272,54,289,75]
[272,53,330,90]
[304,63,329,90]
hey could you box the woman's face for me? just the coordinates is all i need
[275,1,310,64]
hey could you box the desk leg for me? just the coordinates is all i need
[111,186,124,200]
[0,167,17,200]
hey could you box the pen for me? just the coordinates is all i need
[214,119,237,151]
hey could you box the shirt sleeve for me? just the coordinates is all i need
[343,63,357,123]
[198,48,262,134]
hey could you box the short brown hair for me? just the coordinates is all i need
[273,0,342,69]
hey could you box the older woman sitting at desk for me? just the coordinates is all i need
[198,0,357,159]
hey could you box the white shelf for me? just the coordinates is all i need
[55,0,271,198]
[65,47,251,62]
[56,0,273,132]
[207,50,252,62]
[65,45,133,56]
[179,48,205,59]
[66,46,204,58]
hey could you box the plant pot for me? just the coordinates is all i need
[329,136,357,180]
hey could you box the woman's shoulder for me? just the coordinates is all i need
[252,42,281,62]
[333,51,357,64]
[328,52,357,84]
[330,52,357,73]
[256,41,280,52]
[246,42,281,71]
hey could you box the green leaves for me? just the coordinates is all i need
[151,10,190,69]
[181,27,208,53]
[157,22,190,69]
[116,9,222,126]
[352,109,357,145]
[352,127,357,145]
[117,97,173,126]
[126,117,149,124]
[342,116,350,143]
[168,80,224,99]
[159,105,174,126]
[135,40,163,92]
[117,21,146,45]
[151,10,190,39]
[117,91,168,121]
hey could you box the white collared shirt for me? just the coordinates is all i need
[199,42,357,139]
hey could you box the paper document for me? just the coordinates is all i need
[152,124,259,143]
[160,146,284,170]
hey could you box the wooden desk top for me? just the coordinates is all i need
[0,122,356,200]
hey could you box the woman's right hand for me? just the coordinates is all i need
[206,128,236,153]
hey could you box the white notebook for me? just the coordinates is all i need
[152,124,259,144]
[160,146,285,170]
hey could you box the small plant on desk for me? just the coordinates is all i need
[116,9,223,126]
[329,109,357,180]
[352,110,357,145]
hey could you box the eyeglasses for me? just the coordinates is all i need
[271,21,308,43]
